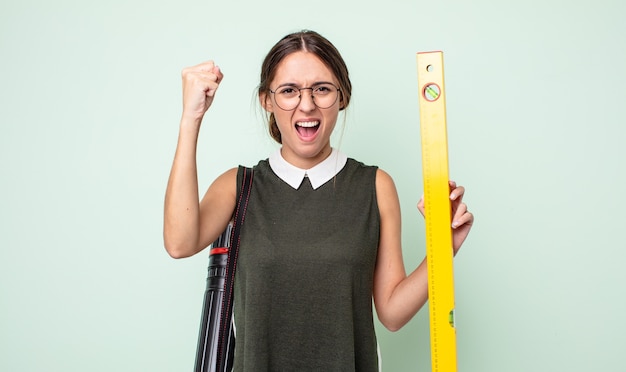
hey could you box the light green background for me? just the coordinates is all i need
[1,0,624,371]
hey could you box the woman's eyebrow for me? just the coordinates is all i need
[274,81,335,88]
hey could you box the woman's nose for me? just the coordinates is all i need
[297,89,316,111]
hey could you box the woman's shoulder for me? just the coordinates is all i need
[345,158,396,193]
[250,158,270,171]
[345,158,394,182]
[341,158,396,195]
[345,157,379,175]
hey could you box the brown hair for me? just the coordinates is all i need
[258,30,352,144]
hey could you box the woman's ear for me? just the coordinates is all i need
[338,91,346,110]
[260,92,273,113]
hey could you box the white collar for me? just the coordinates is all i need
[268,148,348,190]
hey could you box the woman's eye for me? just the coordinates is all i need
[279,87,297,95]
[315,85,332,93]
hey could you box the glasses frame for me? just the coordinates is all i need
[268,83,341,111]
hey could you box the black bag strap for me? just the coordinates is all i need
[216,166,253,371]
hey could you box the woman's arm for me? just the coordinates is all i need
[163,61,237,258]
[372,169,473,331]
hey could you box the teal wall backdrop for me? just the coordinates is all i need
[1,0,624,371]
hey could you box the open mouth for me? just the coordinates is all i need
[295,121,320,138]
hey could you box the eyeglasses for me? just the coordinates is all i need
[269,83,341,111]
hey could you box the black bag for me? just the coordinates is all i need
[194,167,253,372]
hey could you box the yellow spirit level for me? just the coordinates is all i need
[417,51,457,372]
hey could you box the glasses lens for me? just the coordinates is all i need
[312,84,338,109]
[273,84,339,110]
[274,86,300,110]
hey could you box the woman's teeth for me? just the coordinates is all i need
[296,121,319,128]
[295,121,320,138]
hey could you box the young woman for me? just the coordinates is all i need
[164,30,474,371]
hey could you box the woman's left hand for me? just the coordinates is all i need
[417,181,474,255]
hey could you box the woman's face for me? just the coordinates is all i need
[262,51,341,169]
